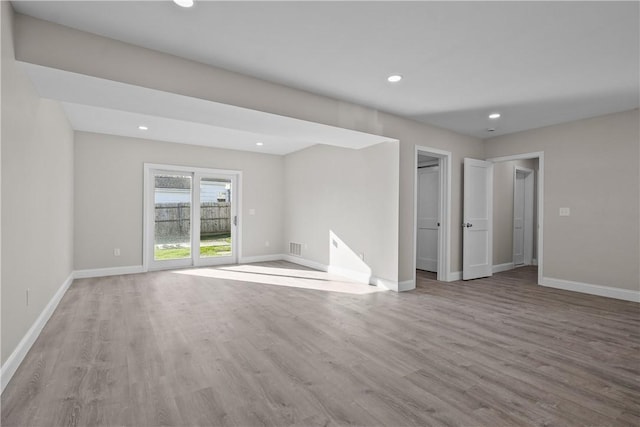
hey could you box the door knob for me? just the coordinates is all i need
[462,222,473,228]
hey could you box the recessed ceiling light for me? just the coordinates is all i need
[387,75,403,83]
[138,125,148,130]
[489,113,501,119]
[173,0,194,8]
[256,142,264,146]
[487,128,496,132]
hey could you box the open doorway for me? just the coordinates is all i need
[414,146,452,283]
[487,152,544,284]
[513,166,535,267]
[417,154,440,274]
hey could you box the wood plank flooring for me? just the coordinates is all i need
[2,262,639,426]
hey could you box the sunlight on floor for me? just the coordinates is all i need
[172,263,385,295]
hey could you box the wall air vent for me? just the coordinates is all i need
[289,242,302,257]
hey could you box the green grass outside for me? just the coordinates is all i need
[155,238,231,260]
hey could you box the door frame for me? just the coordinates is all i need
[486,152,544,285]
[143,163,242,272]
[513,166,534,266]
[414,146,452,282]
[416,163,440,273]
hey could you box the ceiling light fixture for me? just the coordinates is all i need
[387,75,403,83]
[138,125,148,130]
[173,0,194,8]
[487,128,496,132]
[256,142,264,146]
[488,113,501,119]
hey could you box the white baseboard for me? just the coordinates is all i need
[396,279,415,292]
[368,276,401,291]
[74,265,145,279]
[239,254,285,264]
[449,271,462,281]
[76,257,406,293]
[1,272,74,394]
[283,255,403,292]
[328,265,371,284]
[493,262,515,273]
[282,254,328,272]
[542,276,640,303]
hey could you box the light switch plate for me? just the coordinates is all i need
[559,207,570,217]
[249,209,256,215]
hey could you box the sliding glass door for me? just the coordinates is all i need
[146,166,238,270]
[197,177,233,262]
[153,172,193,268]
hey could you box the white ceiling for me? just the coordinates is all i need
[12,1,640,139]
[23,63,389,155]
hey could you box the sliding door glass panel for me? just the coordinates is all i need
[154,174,192,261]
[199,177,232,258]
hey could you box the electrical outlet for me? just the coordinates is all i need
[249,209,256,215]
[265,240,270,247]
[114,248,121,256]
[559,207,570,217]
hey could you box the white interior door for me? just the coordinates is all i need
[513,170,526,266]
[417,165,439,272]
[463,158,493,280]
[513,167,534,266]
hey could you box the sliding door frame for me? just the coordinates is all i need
[143,163,242,272]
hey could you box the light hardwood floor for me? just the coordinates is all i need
[2,262,639,426]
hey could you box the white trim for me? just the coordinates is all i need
[74,265,145,279]
[449,271,462,281]
[397,279,415,292]
[282,254,328,272]
[542,277,640,303]
[493,262,515,273]
[414,146,452,284]
[487,152,544,286]
[370,277,400,291]
[1,272,74,394]
[283,255,400,292]
[328,265,371,284]
[239,254,284,264]
[532,258,538,266]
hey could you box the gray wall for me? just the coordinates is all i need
[14,13,483,282]
[284,142,399,283]
[2,13,636,373]
[485,110,639,291]
[492,159,538,266]
[75,133,399,285]
[74,132,285,270]
[1,3,74,365]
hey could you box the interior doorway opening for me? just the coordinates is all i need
[487,153,544,285]
[513,166,535,267]
[417,155,440,273]
[414,146,452,283]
